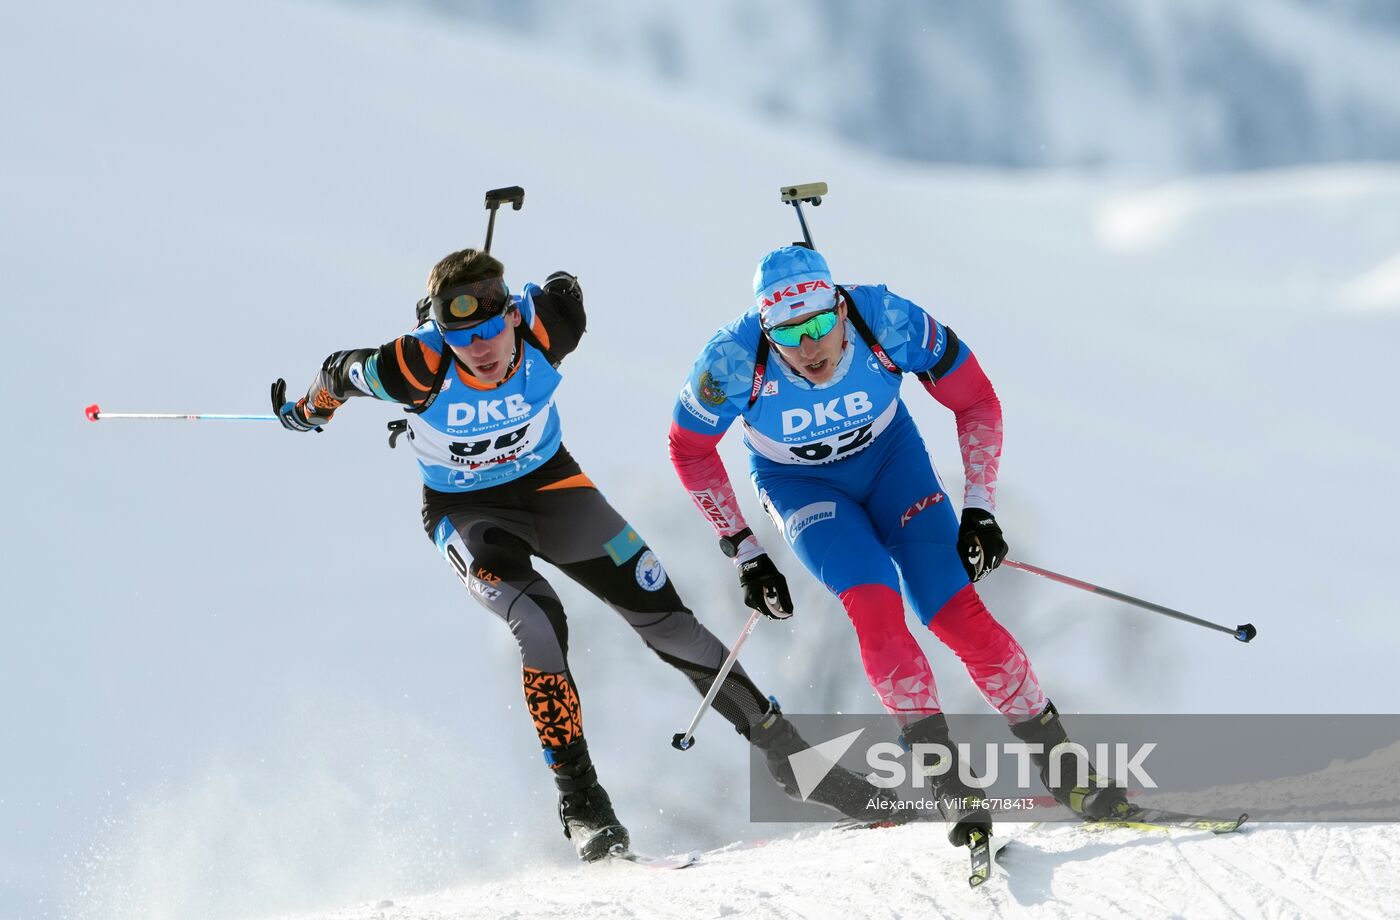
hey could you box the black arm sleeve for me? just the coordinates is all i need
[303,336,442,414]
[297,348,374,418]
[314,349,377,400]
[532,277,587,364]
[365,335,443,406]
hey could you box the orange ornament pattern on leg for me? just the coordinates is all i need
[522,668,583,754]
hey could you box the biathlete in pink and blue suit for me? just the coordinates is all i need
[668,245,1128,845]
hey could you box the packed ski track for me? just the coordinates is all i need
[269,821,1400,920]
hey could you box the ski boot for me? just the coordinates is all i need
[901,713,994,847]
[748,701,904,823]
[1009,700,1129,820]
[550,739,630,861]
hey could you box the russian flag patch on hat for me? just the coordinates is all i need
[754,246,837,328]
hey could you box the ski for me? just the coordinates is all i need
[836,814,1010,889]
[1089,806,1249,835]
[605,846,701,870]
[833,802,957,832]
[965,828,992,888]
[832,814,910,831]
[835,811,1011,889]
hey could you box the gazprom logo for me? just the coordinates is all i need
[680,382,720,426]
[785,501,836,540]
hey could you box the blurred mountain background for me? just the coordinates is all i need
[379,0,1400,171]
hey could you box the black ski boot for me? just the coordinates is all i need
[901,713,994,847]
[550,739,630,861]
[748,702,903,823]
[1009,701,1129,820]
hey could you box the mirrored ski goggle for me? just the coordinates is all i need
[764,309,840,348]
[441,311,512,345]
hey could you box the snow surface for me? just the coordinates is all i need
[265,821,1400,920]
[267,744,1400,919]
[2,0,1398,918]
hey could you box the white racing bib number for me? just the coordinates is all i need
[784,422,874,462]
[744,398,897,466]
[447,424,533,465]
[409,402,553,471]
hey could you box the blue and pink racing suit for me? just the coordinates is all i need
[669,284,1048,725]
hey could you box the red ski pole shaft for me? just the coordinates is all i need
[1004,559,1256,643]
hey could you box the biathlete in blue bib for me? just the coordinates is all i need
[669,246,1130,844]
[270,247,894,862]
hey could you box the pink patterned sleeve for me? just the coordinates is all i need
[920,351,1002,513]
[667,421,765,562]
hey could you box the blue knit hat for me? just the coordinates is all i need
[753,246,837,328]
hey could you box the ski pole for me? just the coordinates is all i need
[1004,558,1257,643]
[672,607,764,751]
[85,403,276,422]
[482,185,524,254]
[780,182,828,248]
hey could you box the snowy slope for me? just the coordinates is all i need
[2,0,1399,918]
[270,822,1400,920]
[271,745,1400,919]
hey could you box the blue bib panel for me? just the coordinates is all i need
[673,284,964,466]
[742,314,903,464]
[405,322,564,492]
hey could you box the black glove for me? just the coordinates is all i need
[270,378,326,433]
[958,508,1007,582]
[738,553,794,620]
[543,270,582,304]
